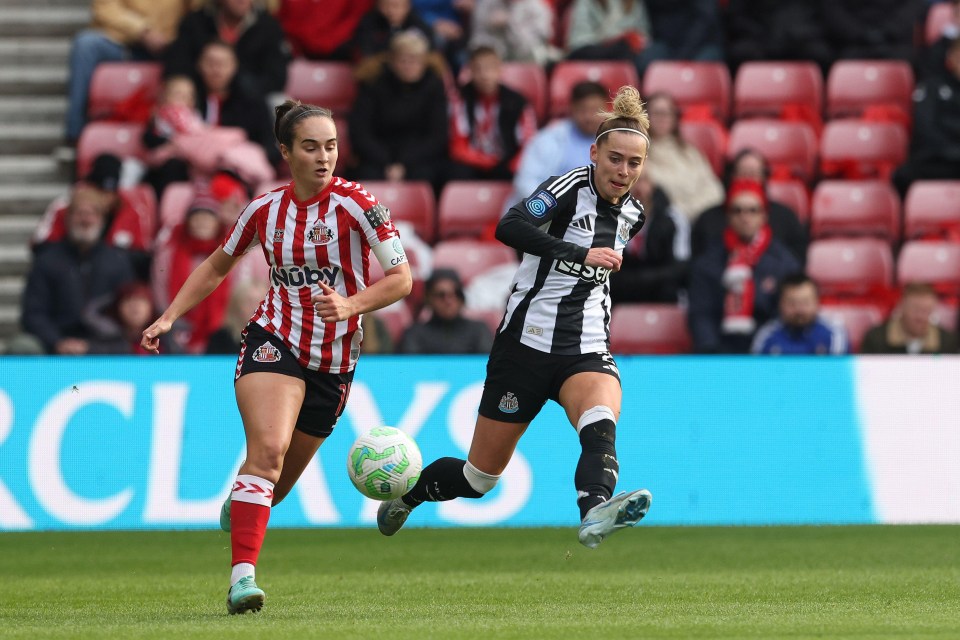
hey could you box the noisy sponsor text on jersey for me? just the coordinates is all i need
[271,264,340,288]
[554,260,610,284]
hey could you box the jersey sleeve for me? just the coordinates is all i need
[495,175,589,263]
[349,186,407,270]
[221,199,262,256]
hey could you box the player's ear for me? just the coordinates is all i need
[589,143,598,165]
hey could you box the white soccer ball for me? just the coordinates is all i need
[346,426,423,501]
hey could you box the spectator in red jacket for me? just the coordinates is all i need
[279,0,374,60]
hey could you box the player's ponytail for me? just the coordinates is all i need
[594,86,651,153]
[274,100,333,148]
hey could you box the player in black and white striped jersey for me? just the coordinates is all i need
[378,86,654,548]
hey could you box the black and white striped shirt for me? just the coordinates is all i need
[495,165,646,354]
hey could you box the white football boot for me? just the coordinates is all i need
[578,488,652,549]
[377,498,413,536]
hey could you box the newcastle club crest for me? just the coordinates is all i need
[498,392,519,414]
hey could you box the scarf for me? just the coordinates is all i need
[722,225,772,335]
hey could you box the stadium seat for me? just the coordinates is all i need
[727,119,818,182]
[925,2,956,45]
[432,240,519,285]
[806,238,895,303]
[679,120,728,177]
[809,180,901,242]
[897,241,960,298]
[359,181,436,244]
[819,120,908,181]
[158,181,196,229]
[903,181,960,241]
[437,181,513,240]
[642,61,731,122]
[463,307,505,335]
[826,60,914,122]
[371,302,413,344]
[609,303,691,354]
[767,179,810,223]
[75,122,147,177]
[819,303,885,353]
[548,61,640,118]
[87,61,163,121]
[733,61,823,121]
[285,60,357,114]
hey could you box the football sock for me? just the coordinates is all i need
[401,457,483,507]
[230,474,274,579]
[575,415,619,520]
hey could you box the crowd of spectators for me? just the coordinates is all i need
[13,0,960,356]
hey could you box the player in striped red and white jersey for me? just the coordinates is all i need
[141,101,412,614]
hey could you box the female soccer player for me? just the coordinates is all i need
[377,85,652,547]
[141,101,412,614]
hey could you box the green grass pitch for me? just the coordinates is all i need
[2,525,958,639]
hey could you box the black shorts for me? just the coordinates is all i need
[477,334,620,424]
[235,323,353,438]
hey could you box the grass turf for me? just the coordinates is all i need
[1,526,958,639]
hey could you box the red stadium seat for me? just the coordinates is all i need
[548,61,639,118]
[826,60,914,122]
[679,120,727,177]
[767,179,810,223]
[733,61,823,120]
[904,181,960,241]
[500,62,549,124]
[897,241,960,297]
[806,238,895,303]
[819,303,885,353]
[925,2,956,45]
[285,60,357,114]
[643,61,731,122]
[359,181,436,244]
[809,180,901,242]
[75,122,146,177]
[819,120,908,181]
[437,181,513,240]
[87,61,163,121]
[432,240,519,285]
[609,304,691,354]
[158,181,196,229]
[727,119,818,182]
[370,303,413,344]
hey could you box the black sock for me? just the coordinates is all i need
[401,457,483,507]
[575,418,619,520]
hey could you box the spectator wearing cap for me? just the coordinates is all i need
[398,268,494,353]
[687,178,800,354]
[751,273,849,355]
[13,186,137,355]
[151,194,230,353]
[32,153,153,279]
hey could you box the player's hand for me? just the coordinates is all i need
[584,247,623,272]
[141,318,172,354]
[312,282,354,322]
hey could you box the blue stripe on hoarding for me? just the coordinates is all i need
[0,356,874,531]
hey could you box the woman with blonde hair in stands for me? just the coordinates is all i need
[377,85,653,548]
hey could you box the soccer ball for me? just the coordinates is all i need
[346,426,423,501]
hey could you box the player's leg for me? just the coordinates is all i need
[227,371,304,614]
[558,370,651,549]
[271,430,324,505]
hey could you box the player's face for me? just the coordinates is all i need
[590,131,647,204]
[726,192,767,241]
[780,283,819,329]
[282,116,339,196]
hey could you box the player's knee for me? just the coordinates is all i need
[463,460,500,495]
[577,405,617,454]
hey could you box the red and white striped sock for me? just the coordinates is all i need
[230,474,274,585]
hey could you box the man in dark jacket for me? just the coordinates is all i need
[688,178,800,354]
[19,185,136,354]
[164,0,289,98]
[398,269,493,354]
[447,46,538,181]
[861,283,960,354]
[893,39,960,197]
[692,148,807,265]
[724,0,831,73]
[353,0,435,61]
[610,174,689,304]
[820,0,924,65]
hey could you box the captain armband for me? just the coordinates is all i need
[372,236,408,270]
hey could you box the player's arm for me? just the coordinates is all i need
[496,182,621,271]
[141,248,242,352]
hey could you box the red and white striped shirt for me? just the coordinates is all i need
[222,178,402,373]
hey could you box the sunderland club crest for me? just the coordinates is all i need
[307,222,334,245]
[252,342,282,363]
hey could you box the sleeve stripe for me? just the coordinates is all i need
[223,194,274,255]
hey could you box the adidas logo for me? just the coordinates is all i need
[571,216,593,232]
